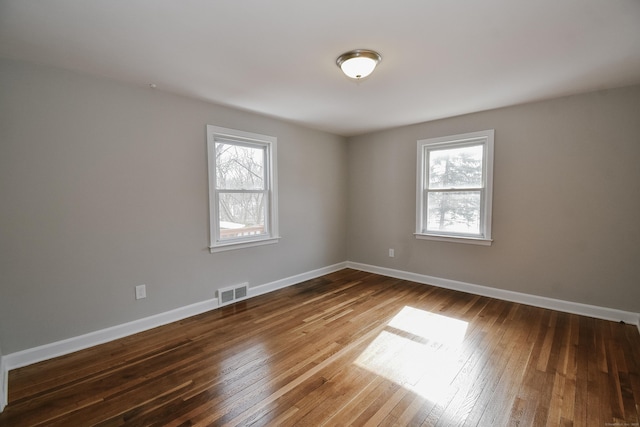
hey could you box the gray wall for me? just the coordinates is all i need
[0,59,348,354]
[1,57,638,356]
[347,85,640,313]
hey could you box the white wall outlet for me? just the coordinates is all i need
[389,248,395,258]
[135,284,146,300]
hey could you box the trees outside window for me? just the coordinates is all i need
[207,126,279,252]
[416,130,494,245]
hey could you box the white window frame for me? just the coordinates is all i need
[207,125,279,253]
[415,129,494,246]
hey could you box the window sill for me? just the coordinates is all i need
[209,236,281,253]
[414,233,493,246]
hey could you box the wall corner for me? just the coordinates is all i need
[0,354,6,413]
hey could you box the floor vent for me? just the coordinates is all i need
[218,283,249,307]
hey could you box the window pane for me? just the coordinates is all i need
[218,192,266,240]
[215,142,265,190]
[428,144,483,189]
[426,191,481,235]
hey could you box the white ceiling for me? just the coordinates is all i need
[1,1,639,137]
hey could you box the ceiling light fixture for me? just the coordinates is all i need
[336,49,382,80]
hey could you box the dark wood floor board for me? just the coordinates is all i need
[587,319,609,423]
[321,376,389,426]
[182,346,322,425]
[534,315,573,421]
[239,358,351,424]
[283,364,375,425]
[362,385,409,427]
[346,379,403,427]
[455,334,520,425]
[424,317,504,426]
[391,393,434,427]
[573,316,590,426]
[9,331,193,405]
[1,269,639,426]
[474,304,542,426]
[376,388,420,426]
[624,369,640,422]
[528,314,566,426]
[53,378,193,427]
[546,372,567,426]
[623,325,640,418]
[461,303,539,426]
[610,325,640,423]
[538,315,573,424]
[225,329,390,426]
[432,301,524,425]
[604,328,627,421]
[249,404,299,427]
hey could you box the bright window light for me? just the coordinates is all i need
[354,306,468,403]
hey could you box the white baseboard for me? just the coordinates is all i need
[0,261,348,412]
[249,261,348,299]
[346,261,640,329]
[1,259,637,414]
[3,297,219,373]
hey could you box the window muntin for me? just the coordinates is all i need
[416,130,494,245]
[207,126,278,252]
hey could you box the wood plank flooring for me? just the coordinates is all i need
[1,269,639,426]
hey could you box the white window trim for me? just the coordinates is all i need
[207,125,279,253]
[415,129,494,245]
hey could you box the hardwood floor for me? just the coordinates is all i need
[1,269,639,426]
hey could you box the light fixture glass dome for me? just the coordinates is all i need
[336,49,382,79]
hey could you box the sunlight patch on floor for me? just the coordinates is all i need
[354,306,468,403]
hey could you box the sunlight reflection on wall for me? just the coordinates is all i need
[354,306,468,403]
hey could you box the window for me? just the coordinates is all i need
[416,130,494,245]
[207,125,279,252]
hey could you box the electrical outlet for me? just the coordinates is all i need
[135,284,146,300]
[389,248,395,258]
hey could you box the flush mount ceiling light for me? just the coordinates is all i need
[336,49,382,80]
